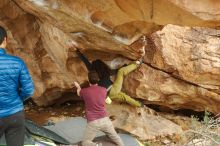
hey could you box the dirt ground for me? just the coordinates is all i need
[25,100,85,126]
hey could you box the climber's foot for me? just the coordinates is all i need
[139,46,145,57]
[136,35,146,62]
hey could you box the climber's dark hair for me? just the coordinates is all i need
[92,59,111,79]
[0,26,7,45]
[88,70,99,84]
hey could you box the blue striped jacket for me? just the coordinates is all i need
[0,48,34,117]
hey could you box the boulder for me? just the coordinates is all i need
[0,0,220,115]
[107,103,183,140]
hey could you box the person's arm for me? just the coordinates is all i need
[76,49,93,71]
[67,40,93,71]
[19,61,35,101]
[74,81,81,96]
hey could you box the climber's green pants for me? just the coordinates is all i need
[109,62,141,107]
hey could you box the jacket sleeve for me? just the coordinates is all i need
[76,49,93,71]
[19,61,35,101]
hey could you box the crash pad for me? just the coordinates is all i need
[44,117,143,146]
[44,117,104,144]
[0,117,143,146]
[26,119,70,145]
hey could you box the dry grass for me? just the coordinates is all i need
[181,112,220,146]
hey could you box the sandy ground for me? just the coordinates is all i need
[25,100,85,126]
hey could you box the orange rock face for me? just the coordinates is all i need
[1,0,220,114]
[123,63,220,115]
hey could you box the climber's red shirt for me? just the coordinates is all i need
[80,85,107,122]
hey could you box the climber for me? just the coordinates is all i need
[70,36,147,107]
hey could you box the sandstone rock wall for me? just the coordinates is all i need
[1,0,220,114]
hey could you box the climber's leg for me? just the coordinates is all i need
[110,92,141,107]
[109,62,139,97]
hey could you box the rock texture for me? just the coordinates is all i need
[121,24,220,114]
[123,63,220,115]
[107,103,183,140]
[149,25,220,94]
[168,0,220,21]
[0,1,220,114]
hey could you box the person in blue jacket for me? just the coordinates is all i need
[0,26,35,146]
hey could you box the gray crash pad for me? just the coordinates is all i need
[0,117,142,146]
[44,117,142,146]
[93,133,141,146]
[44,117,104,144]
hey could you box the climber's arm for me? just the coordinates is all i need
[76,49,93,71]
[74,81,81,96]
